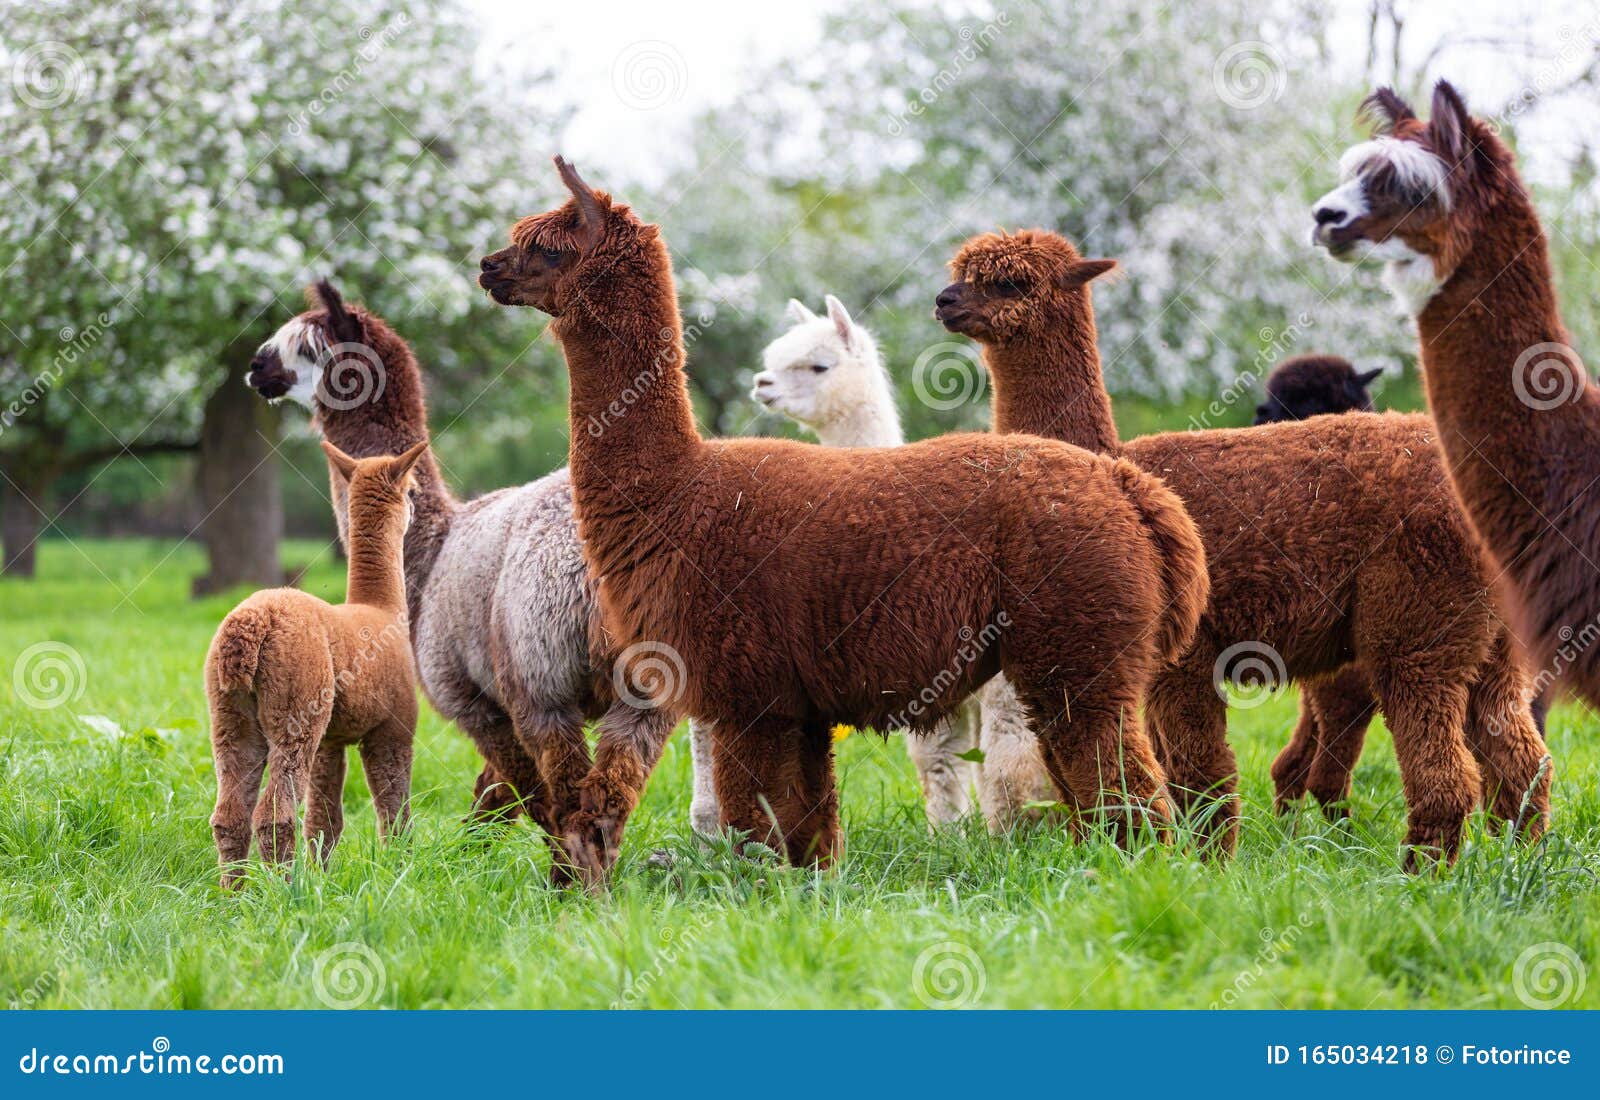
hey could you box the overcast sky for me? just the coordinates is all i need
[464,0,1597,186]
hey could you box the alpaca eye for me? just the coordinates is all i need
[540,248,564,265]
[811,363,831,374]
[996,279,1024,297]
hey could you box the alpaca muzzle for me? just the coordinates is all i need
[246,349,296,400]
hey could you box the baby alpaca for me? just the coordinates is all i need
[733,294,982,827]
[205,441,426,888]
[480,158,1210,876]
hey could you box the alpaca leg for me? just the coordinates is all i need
[455,703,546,825]
[1463,634,1551,839]
[976,675,1059,833]
[1370,674,1478,870]
[710,719,813,861]
[1302,667,1378,815]
[1269,697,1322,812]
[358,716,415,840]
[252,743,314,871]
[505,697,591,843]
[904,709,975,827]
[688,718,721,837]
[565,703,678,888]
[1014,678,1171,849]
[787,719,842,867]
[303,741,348,865]
[208,692,268,889]
[1143,657,1239,853]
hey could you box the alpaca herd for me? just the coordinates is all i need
[206,80,1579,891]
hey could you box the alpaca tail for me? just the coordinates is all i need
[208,602,275,695]
[1112,457,1210,665]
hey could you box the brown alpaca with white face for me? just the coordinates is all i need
[1313,80,1600,713]
[937,229,1550,866]
[479,158,1212,876]
[205,442,425,888]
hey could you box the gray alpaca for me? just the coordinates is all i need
[246,281,672,883]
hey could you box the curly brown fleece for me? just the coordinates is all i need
[478,158,1210,875]
[1314,82,1600,714]
[937,229,1550,865]
[205,441,426,888]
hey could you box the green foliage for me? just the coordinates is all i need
[1,540,1596,1008]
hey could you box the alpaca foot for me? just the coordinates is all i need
[254,820,297,867]
[1306,780,1353,820]
[219,863,249,891]
[1401,818,1463,873]
[466,770,528,827]
[1269,750,1313,813]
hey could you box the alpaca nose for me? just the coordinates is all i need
[936,286,961,309]
[754,374,773,388]
[479,256,499,273]
[1313,204,1349,228]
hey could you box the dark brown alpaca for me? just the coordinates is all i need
[1254,355,1552,811]
[937,229,1551,865]
[1313,81,1600,713]
[479,158,1211,876]
[1253,355,1382,425]
[205,442,425,888]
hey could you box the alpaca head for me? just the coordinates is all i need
[247,280,391,414]
[479,156,664,320]
[751,296,899,443]
[1311,80,1518,314]
[1254,355,1383,424]
[935,229,1117,344]
[320,439,427,536]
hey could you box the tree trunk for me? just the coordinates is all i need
[192,354,283,597]
[1,474,46,578]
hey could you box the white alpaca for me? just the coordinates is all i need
[690,295,1008,831]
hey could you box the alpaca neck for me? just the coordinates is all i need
[814,394,903,448]
[1413,189,1590,546]
[317,354,455,624]
[561,303,701,492]
[343,505,408,616]
[982,317,1121,452]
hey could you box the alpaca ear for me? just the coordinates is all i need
[1428,80,1472,167]
[312,278,362,344]
[1060,259,1118,287]
[390,439,429,480]
[554,155,604,252]
[1359,86,1416,136]
[1356,366,1384,387]
[785,298,818,326]
[824,295,856,349]
[320,440,360,482]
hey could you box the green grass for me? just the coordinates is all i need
[2,538,1597,1009]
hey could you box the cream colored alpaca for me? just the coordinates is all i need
[685,296,993,830]
[205,441,425,888]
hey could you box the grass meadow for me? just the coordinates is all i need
[2,538,1597,1010]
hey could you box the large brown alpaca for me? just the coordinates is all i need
[1313,81,1600,713]
[937,229,1551,865]
[479,158,1211,878]
[205,441,426,888]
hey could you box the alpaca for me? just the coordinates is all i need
[734,293,985,827]
[205,441,425,888]
[478,157,1212,878]
[1253,355,1382,425]
[936,229,1551,865]
[1312,80,1600,713]
[1255,354,1553,813]
[245,281,675,885]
